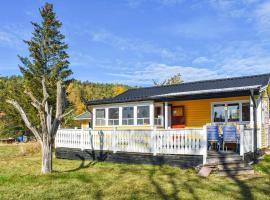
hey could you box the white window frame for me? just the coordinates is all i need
[137,105,150,125]
[92,101,154,127]
[95,108,106,126]
[154,104,163,126]
[122,106,134,126]
[211,100,250,124]
[108,107,120,126]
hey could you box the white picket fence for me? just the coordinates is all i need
[55,128,208,163]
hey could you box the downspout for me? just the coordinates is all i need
[250,89,258,162]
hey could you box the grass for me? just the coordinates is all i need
[0,143,270,200]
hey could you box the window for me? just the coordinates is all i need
[212,101,250,123]
[227,103,240,122]
[137,106,150,125]
[154,106,163,126]
[122,107,134,125]
[242,102,250,122]
[213,104,225,122]
[108,108,119,125]
[96,109,105,126]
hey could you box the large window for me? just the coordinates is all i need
[154,106,163,126]
[227,103,240,122]
[96,109,106,126]
[122,107,134,125]
[242,102,250,122]
[137,106,150,125]
[108,108,119,126]
[213,104,225,122]
[212,101,250,123]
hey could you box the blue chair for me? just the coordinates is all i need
[222,126,238,152]
[207,126,220,151]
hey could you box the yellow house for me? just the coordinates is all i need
[74,111,92,129]
[86,73,270,149]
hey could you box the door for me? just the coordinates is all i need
[171,106,185,128]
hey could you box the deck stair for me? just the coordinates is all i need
[205,151,254,176]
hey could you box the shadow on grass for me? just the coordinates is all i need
[54,151,97,173]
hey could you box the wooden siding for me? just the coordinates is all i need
[171,96,250,128]
[92,96,250,130]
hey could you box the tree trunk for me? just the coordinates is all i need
[41,136,52,174]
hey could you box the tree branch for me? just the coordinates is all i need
[59,109,73,120]
[41,77,49,106]
[24,90,41,110]
[6,99,42,142]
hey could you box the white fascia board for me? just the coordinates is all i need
[151,85,261,98]
[90,100,154,109]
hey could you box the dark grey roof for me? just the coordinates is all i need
[87,73,270,106]
[74,111,92,120]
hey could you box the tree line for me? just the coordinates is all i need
[0,76,131,138]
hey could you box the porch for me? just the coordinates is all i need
[55,126,256,166]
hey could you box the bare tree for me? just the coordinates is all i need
[7,78,72,174]
[153,73,184,86]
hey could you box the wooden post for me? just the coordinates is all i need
[202,125,207,165]
[150,103,154,128]
[240,125,244,157]
[165,102,168,129]
[151,127,157,156]
[250,89,258,162]
[113,127,117,153]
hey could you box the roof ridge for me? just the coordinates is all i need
[124,73,270,91]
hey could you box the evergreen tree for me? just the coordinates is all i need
[7,3,72,174]
[19,3,72,98]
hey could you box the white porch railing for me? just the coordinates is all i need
[55,127,208,163]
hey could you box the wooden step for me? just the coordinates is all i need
[217,163,250,170]
[207,156,242,164]
[215,168,254,176]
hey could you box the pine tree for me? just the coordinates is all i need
[7,3,72,174]
[19,3,72,98]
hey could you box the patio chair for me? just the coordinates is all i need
[222,125,239,152]
[207,126,220,151]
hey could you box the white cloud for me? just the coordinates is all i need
[91,30,183,59]
[0,25,29,49]
[254,1,270,33]
[210,40,270,76]
[166,17,235,39]
[192,56,212,64]
[108,63,221,85]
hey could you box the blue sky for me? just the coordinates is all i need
[1,0,270,86]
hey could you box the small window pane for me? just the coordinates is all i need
[227,103,240,122]
[213,104,225,122]
[154,106,162,126]
[137,106,149,118]
[123,107,134,118]
[109,108,119,119]
[96,109,105,118]
[108,108,119,126]
[242,103,250,121]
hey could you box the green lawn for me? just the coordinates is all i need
[0,143,270,200]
